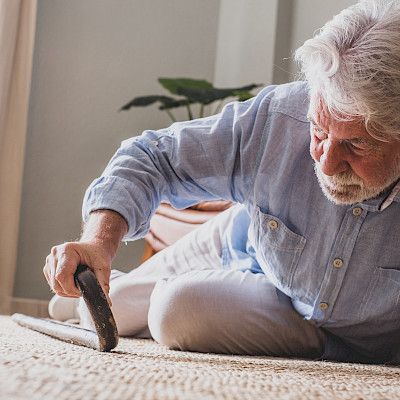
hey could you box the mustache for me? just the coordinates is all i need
[314,164,363,187]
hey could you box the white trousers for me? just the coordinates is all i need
[79,205,327,358]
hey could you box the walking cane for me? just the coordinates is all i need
[11,265,119,352]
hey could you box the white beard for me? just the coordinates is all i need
[314,161,400,205]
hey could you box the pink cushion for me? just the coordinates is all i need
[144,202,232,251]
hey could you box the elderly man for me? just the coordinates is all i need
[44,0,400,364]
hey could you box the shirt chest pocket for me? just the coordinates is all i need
[251,206,306,294]
[361,267,400,321]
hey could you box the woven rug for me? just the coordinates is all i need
[0,316,399,400]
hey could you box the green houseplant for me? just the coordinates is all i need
[120,77,262,122]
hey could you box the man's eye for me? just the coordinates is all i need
[346,142,369,154]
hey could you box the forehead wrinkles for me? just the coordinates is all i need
[313,103,372,143]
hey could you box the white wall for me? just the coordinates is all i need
[214,0,279,87]
[14,0,221,299]
[213,0,356,87]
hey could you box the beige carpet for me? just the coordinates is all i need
[1,316,399,400]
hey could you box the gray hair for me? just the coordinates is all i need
[295,0,400,141]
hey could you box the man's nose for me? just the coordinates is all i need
[318,140,349,176]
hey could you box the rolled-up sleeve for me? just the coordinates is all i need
[82,85,276,240]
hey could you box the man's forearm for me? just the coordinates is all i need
[80,209,129,259]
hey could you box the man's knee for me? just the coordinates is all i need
[147,270,327,357]
[148,273,212,350]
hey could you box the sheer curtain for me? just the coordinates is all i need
[0,0,37,314]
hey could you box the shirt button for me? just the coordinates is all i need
[268,220,278,230]
[319,302,329,311]
[352,207,362,216]
[151,140,158,146]
[332,258,343,269]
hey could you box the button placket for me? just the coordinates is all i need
[311,207,367,323]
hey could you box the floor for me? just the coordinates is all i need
[1,315,399,400]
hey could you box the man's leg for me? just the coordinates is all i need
[78,204,327,358]
[78,205,241,336]
[148,269,327,358]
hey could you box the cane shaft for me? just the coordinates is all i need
[11,313,101,350]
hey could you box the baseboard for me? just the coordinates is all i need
[10,297,49,318]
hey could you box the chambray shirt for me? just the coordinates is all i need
[83,82,400,364]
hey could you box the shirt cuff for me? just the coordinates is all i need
[82,176,146,240]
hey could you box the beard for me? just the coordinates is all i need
[314,160,400,205]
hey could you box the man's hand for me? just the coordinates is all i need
[43,241,113,303]
[43,210,128,306]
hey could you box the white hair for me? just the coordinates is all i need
[295,0,400,141]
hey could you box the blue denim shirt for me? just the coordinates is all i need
[83,82,400,363]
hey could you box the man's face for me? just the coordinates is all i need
[309,101,400,205]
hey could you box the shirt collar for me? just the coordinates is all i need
[357,179,400,212]
[380,179,400,211]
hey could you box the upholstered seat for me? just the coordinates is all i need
[142,201,232,261]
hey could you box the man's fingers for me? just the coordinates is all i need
[47,254,62,293]
[52,277,64,295]
[44,255,68,296]
[58,293,80,298]
[45,245,80,297]
[55,252,81,297]
[43,263,50,286]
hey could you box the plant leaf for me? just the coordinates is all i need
[175,84,261,105]
[119,95,176,111]
[158,78,213,95]
[120,82,262,112]
[159,99,196,110]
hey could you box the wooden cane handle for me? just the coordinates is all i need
[74,265,119,351]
